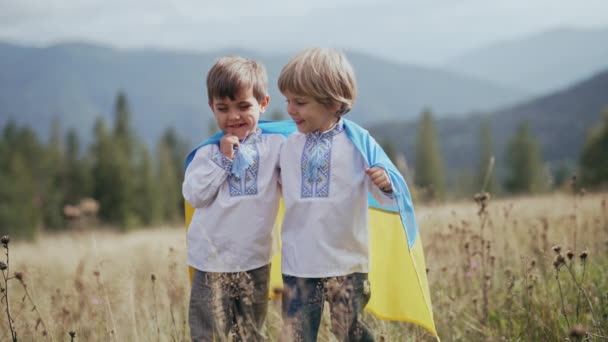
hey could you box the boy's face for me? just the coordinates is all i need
[210,87,269,140]
[283,92,341,133]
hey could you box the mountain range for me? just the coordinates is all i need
[0,41,526,145]
[1,26,607,175]
[447,27,608,94]
[368,69,608,179]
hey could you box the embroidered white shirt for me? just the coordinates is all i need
[279,120,395,277]
[183,131,285,272]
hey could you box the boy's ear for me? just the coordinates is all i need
[259,95,270,114]
[329,101,342,115]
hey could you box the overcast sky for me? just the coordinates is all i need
[1,0,607,65]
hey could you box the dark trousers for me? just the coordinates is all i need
[280,273,375,342]
[189,264,270,342]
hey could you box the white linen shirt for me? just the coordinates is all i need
[279,120,395,277]
[183,131,285,272]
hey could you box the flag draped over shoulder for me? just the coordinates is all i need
[184,119,437,337]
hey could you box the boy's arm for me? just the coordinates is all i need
[366,166,396,207]
[276,135,287,188]
[182,146,232,208]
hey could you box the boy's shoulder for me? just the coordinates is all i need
[186,144,219,168]
[282,131,307,147]
[259,131,288,143]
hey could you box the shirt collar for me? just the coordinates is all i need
[241,128,262,145]
[310,118,344,139]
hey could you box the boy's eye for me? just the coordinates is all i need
[240,104,252,110]
[286,99,306,106]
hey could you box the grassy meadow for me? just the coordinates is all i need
[1,193,607,341]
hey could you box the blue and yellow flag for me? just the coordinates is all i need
[184,119,437,336]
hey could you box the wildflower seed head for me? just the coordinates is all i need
[464,242,470,250]
[473,192,491,204]
[1,235,9,247]
[14,272,23,281]
[0,261,7,271]
[552,245,562,254]
[553,255,565,269]
[93,270,100,277]
[69,331,76,338]
[530,260,536,268]
[567,250,574,260]
[579,250,588,260]
[568,325,588,339]
[151,273,156,282]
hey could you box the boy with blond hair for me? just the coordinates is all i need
[183,56,286,341]
[277,48,396,341]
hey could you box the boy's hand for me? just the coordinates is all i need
[366,167,392,193]
[220,134,240,159]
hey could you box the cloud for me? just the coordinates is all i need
[1,0,607,64]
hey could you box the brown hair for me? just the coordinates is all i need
[207,56,268,103]
[278,48,356,115]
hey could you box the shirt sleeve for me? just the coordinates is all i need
[182,145,232,208]
[277,136,287,186]
[367,168,396,207]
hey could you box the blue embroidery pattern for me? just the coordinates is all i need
[228,131,261,197]
[301,122,344,198]
[211,148,233,172]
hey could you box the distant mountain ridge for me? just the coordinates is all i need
[447,27,608,94]
[368,68,608,178]
[0,41,527,145]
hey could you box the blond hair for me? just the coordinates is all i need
[207,56,268,103]
[278,48,357,115]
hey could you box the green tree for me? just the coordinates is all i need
[504,121,546,194]
[0,121,41,239]
[414,110,446,200]
[157,127,189,222]
[40,118,65,230]
[107,92,138,227]
[134,144,161,225]
[0,154,39,239]
[580,109,608,188]
[91,116,136,228]
[157,142,180,222]
[114,91,135,149]
[476,120,497,194]
[64,128,92,205]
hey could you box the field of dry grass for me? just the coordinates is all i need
[1,193,607,341]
